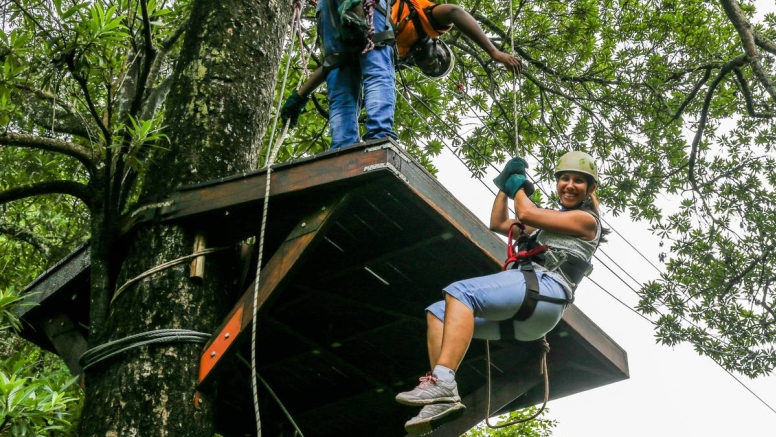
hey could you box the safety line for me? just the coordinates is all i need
[251,118,290,437]
[236,353,306,437]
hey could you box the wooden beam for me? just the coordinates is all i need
[197,195,350,389]
[41,312,88,375]
[16,243,90,315]
[120,141,400,237]
[558,305,630,377]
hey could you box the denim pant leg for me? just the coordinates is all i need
[318,0,396,148]
[326,64,362,148]
[318,0,361,148]
[360,3,397,142]
[360,46,397,142]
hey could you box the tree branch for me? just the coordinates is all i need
[0,131,97,171]
[732,67,775,118]
[0,220,53,256]
[720,0,776,103]
[0,180,92,207]
[688,54,747,191]
[754,33,776,57]
[666,66,712,126]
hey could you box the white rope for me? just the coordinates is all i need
[509,0,521,157]
[265,0,309,168]
[251,119,291,437]
[251,2,311,432]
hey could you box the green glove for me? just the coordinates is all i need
[493,157,528,192]
[504,174,535,198]
[280,90,309,128]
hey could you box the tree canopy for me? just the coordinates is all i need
[0,0,775,434]
[278,0,776,377]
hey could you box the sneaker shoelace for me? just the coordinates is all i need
[417,371,439,388]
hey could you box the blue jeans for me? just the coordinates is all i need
[317,0,397,149]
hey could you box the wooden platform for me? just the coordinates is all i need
[17,139,628,436]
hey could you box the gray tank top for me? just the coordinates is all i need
[531,213,601,296]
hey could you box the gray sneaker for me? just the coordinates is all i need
[395,372,461,406]
[404,402,466,436]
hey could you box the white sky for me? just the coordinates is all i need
[433,148,776,436]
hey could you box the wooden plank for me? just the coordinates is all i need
[381,146,505,266]
[558,305,630,377]
[16,244,90,315]
[120,143,395,237]
[197,195,351,388]
[40,313,88,375]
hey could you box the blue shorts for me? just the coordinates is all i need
[427,269,567,342]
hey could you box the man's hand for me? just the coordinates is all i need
[490,51,522,75]
[280,90,310,128]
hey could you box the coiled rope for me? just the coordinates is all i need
[485,336,551,428]
[79,329,211,371]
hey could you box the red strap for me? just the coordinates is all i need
[502,221,547,271]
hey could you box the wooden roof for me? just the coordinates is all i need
[17,139,628,436]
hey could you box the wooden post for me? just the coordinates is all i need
[190,233,207,281]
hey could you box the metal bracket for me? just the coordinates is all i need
[363,163,409,183]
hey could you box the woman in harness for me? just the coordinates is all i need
[395,151,606,435]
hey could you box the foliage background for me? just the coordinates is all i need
[0,0,775,434]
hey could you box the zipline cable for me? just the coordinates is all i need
[585,276,776,415]
[509,0,521,157]
[79,329,210,371]
[236,353,306,437]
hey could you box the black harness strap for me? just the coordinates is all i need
[498,222,575,339]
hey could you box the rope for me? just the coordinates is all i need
[485,336,550,428]
[79,329,210,371]
[265,1,304,169]
[111,246,231,305]
[509,0,520,157]
[251,118,291,437]
[292,0,311,78]
[361,0,376,54]
[236,354,306,437]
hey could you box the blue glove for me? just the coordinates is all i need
[504,174,535,198]
[493,157,528,192]
[280,90,309,128]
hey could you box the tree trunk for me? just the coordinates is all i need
[78,0,292,435]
